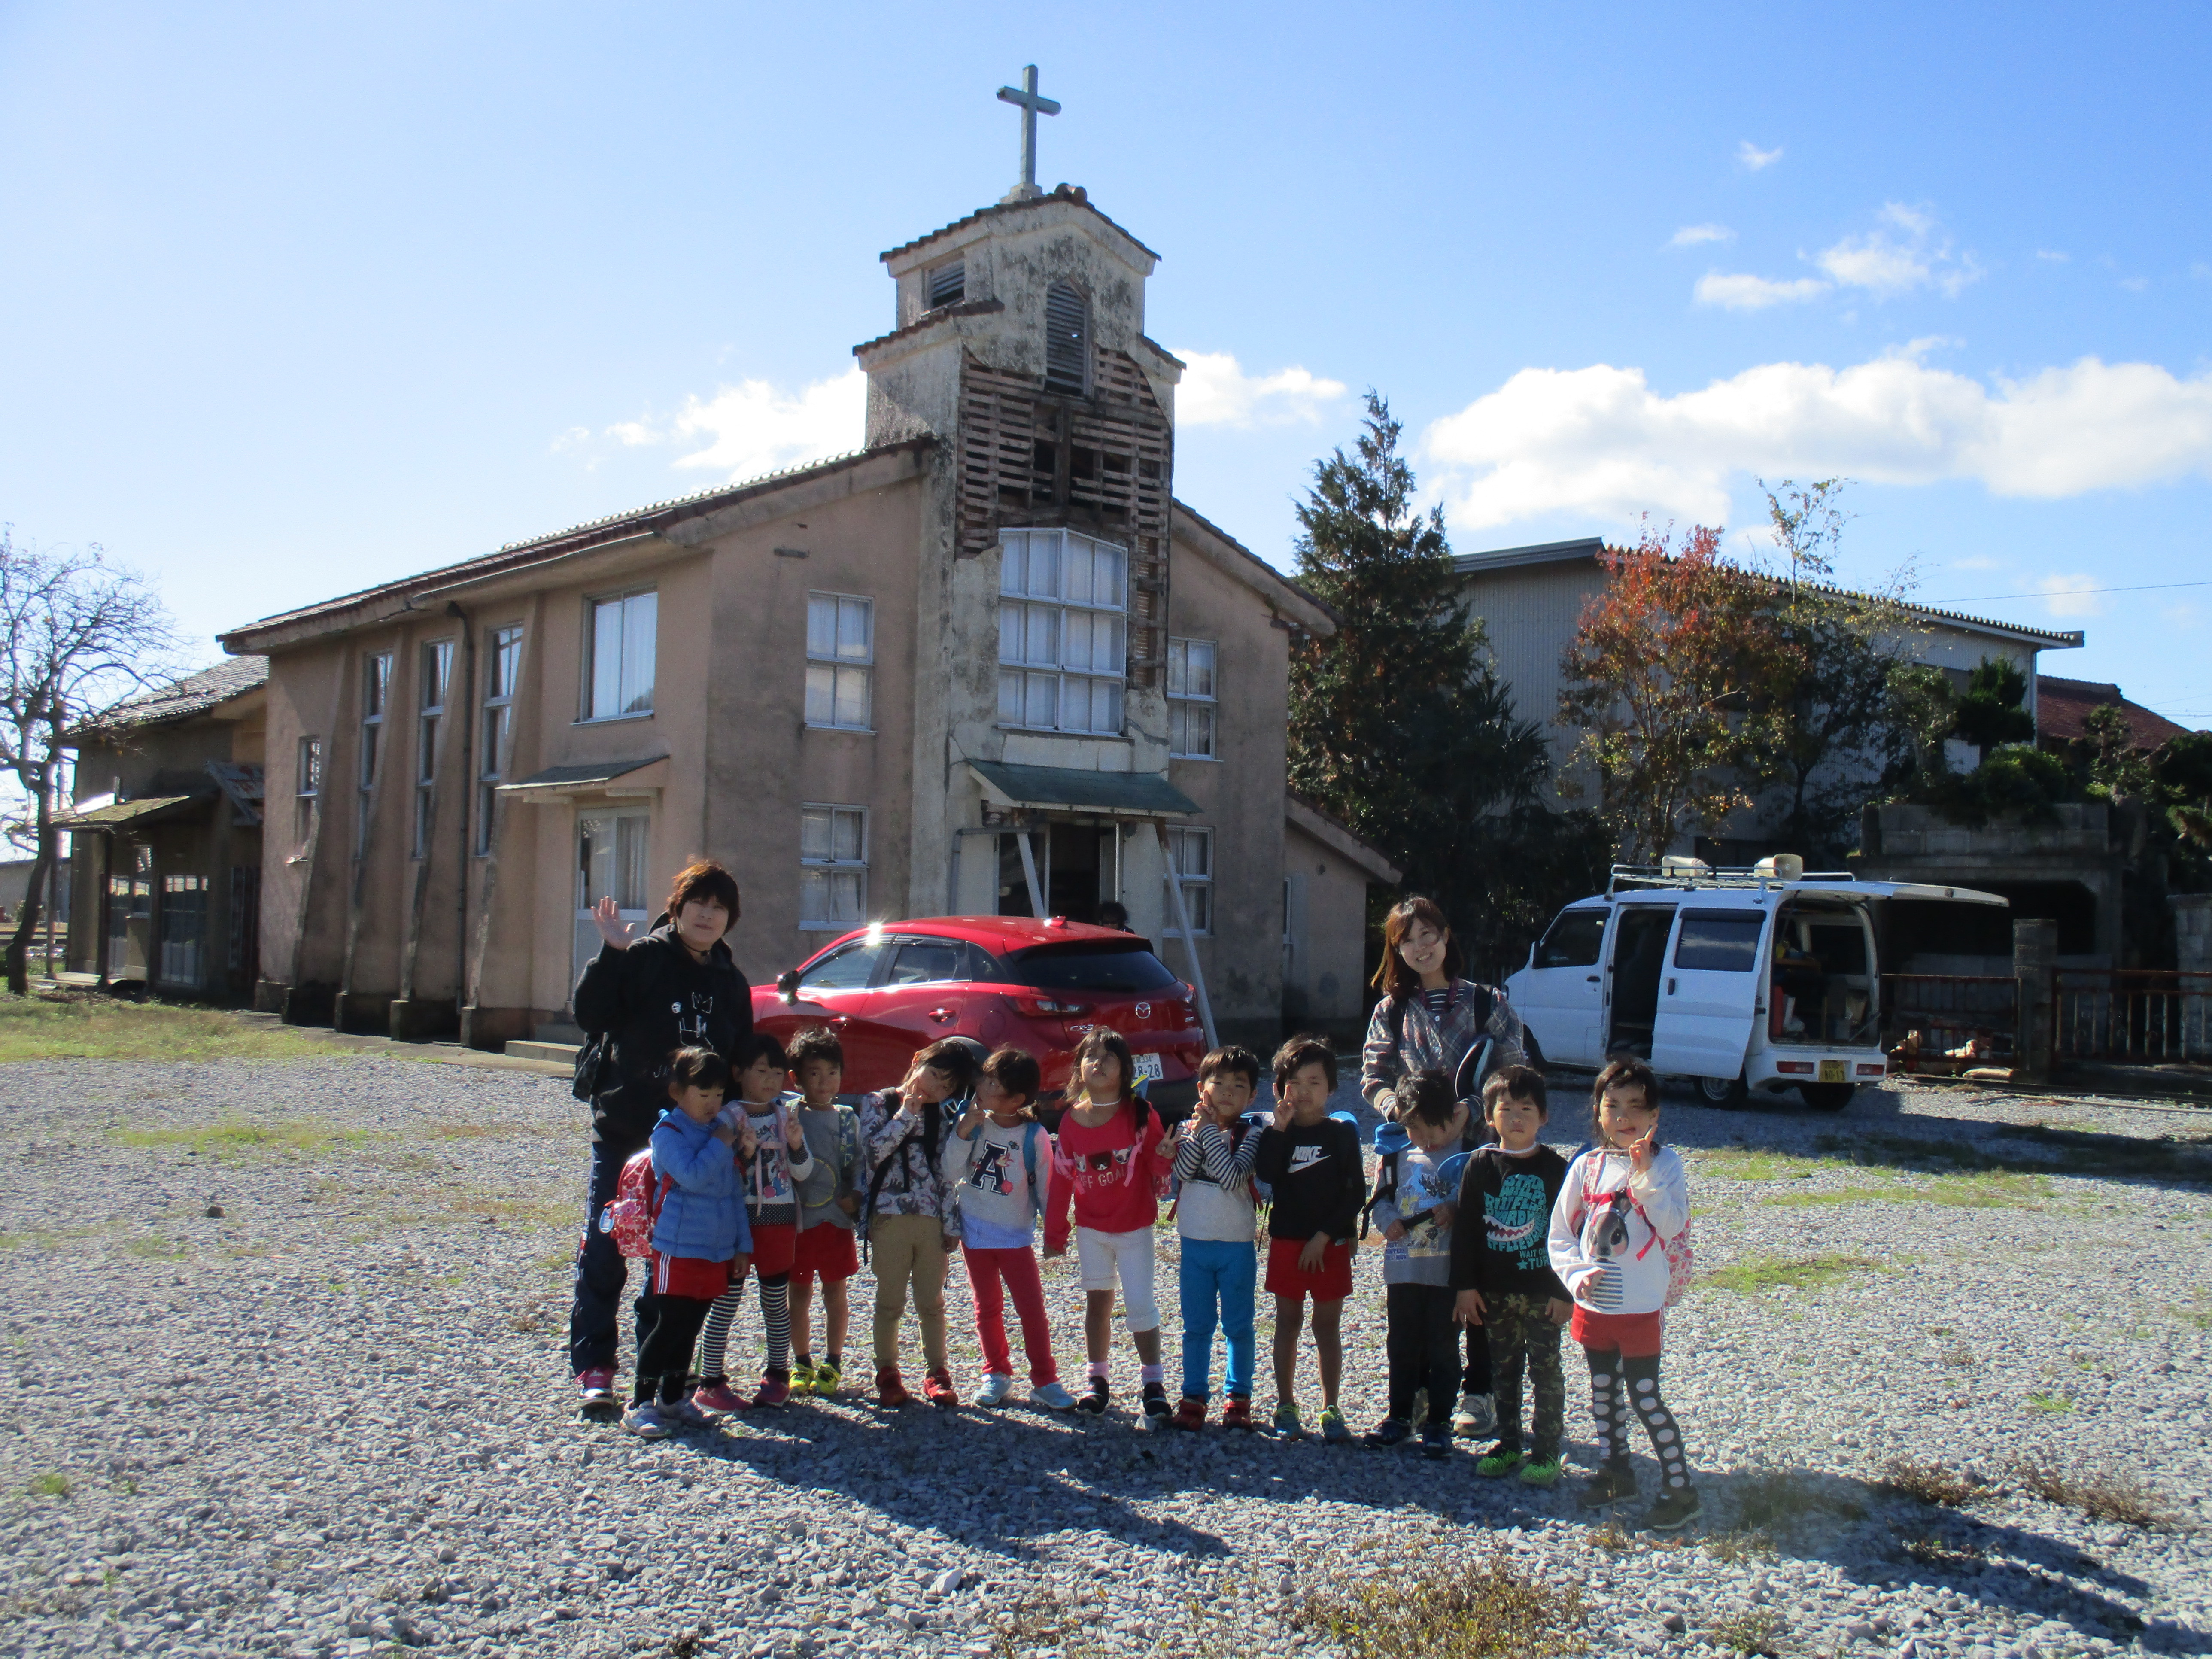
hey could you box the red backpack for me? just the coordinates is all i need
[605,1147,675,1259]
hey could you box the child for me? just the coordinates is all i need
[1042,1026,1176,1426]
[1452,1064,1572,1486]
[945,1048,1077,1410]
[1547,1057,1699,1531]
[692,1033,813,1413]
[787,1027,862,1396]
[1363,1069,1466,1458]
[1256,1034,1365,1443]
[625,1048,753,1438]
[1172,1045,1264,1431]
[856,1039,974,1407]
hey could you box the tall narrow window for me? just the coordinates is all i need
[998,528,1126,735]
[1167,638,1218,758]
[1043,281,1088,395]
[586,589,656,720]
[359,652,392,844]
[927,259,965,308]
[294,735,322,848]
[413,640,453,859]
[477,625,522,855]
[805,594,874,730]
[799,805,868,930]
[1162,825,1213,937]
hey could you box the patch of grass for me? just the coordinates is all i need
[1702,1528,1776,1564]
[1294,1555,1586,1659]
[119,1235,185,1260]
[0,993,330,1063]
[1696,1148,1829,1183]
[113,1117,386,1159]
[1901,1535,1983,1569]
[2184,1291,2212,1332]
[1735,1469,1869,1532]
[453,1194,574,1231]
[27,1472,70,1498]
[2008,1457,2181,1530]
[1880,1456,1992,1508]
[425,1121,523,1140]
[1760,1169,2054,1211]
[1700,1253,1882,1295]
[2025,1391,2074,1414]
[1711,1609,1787,1657]
[988,1585,1106,1659]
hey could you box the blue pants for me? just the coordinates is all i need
[1178,1237,1257,1402]
[567,1140,637,1375]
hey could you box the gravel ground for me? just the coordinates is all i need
[2,1055,2209,1659]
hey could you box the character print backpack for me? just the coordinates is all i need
[1580,1158,1695,1307]
[605,1146,675,1259]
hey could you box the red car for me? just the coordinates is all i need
[754,916,1206,1114]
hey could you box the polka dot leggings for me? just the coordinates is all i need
[1585,1348,1691,1490]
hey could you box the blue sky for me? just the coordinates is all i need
[3,1,2208,725]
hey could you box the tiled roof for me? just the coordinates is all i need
[851,297,1005,359]
[2036,675,2197,748]
[75,657,268,734]
[218,442,930,649]
[879,189,1161,265]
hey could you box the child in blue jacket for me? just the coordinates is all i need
[626,1048,754,1437]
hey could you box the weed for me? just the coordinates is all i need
[1735,1469,1868,1532]
[1588,1522,1634,1554]
[1901,1536,1983,1569]
[2008,1457,2180,1530]
[1880,1456,1990,1508]
[1711,1609,1786,1656]
[1702,1528,1775,1564]
[1700,1253,1882,1295]
[2185,1291,2212,1333]
[2025,1392,2074,1414]
[27,1472,70,1498]
[113,1118,385,1159]
[1294,1554,1586,1659]
[1941,1342,1978,1368]
[0,994,329,1063]
[988,1584,1105,1659]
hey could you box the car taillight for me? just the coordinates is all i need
[1014,994,1089,1018]
[1775,1060,1814,1075]
[1856,1063,1886,1077]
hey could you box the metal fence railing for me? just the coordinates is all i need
[2055,970,2212,1065]
[1880,974,2020,1071]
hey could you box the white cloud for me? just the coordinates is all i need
[1172,350,1347,427]
[2119,276,2149,292]
[1695,271,1832,310]
[1738,140,1784,171]
[2036,249,2070,263]
[1671,223,1735,247]
[602,366,867,482]
[1815,203,1982,298]
[1419,352,2212,531]
[2037,574,2105,618]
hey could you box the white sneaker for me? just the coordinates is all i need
[1452,1392,1497,1438]
[623,1403,674,1439]
[975,1372,1015,1407]
[1030,1380,1078,1411]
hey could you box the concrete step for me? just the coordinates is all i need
[534,1020,586,1045]
[507,1039,582,1066]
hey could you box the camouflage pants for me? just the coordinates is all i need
[1483,1292,1565,1455]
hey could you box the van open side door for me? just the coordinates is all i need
[1650,904,1772,1085]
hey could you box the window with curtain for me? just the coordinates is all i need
[1161,825,1213,936]
[586,589,656,719]
[1167,638,1218,757]
[800,805,868,930]
[805,593,874,730]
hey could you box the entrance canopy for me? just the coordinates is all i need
[500,756,667,802]
[52,793,210,832]
[967,760,1198,820]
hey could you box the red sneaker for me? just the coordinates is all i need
[922,1367,960,1408]
[1221,1395,1255,1431]
[690,1380,749,1416]
[875,1367,911,1408]
[754,1369,791,1409]
[1172,1396,1208,1432]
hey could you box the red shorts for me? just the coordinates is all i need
[742,1221,796,1279]
[1571,1305,1666,1358]
[647,1252,733,1299]
[789,1222,858,1288]
[1265,1235,1354,1303]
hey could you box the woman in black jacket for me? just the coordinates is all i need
[567,859,751,1413]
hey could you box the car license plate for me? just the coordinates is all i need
[1132,1052,1164,1083]
[1818,1059,1847,1084]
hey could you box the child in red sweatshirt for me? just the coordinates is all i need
[1043,1026,1176,1427]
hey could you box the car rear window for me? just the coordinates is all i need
[1005,943,1183,994]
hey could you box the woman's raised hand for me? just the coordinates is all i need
[589,895,635,950]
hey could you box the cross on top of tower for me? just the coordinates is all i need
[995,64,1060,204]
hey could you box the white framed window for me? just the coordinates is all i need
[805,593,874,730]
[585,589,656,720]
[800,805,868,930]
[1167,638,1218,758]
[359,651,392,842]
[477,625,522,855]
[294,735,322,848]
[413,640,453,859]
[997,528,1126,735]
[1162,825,1213,937]
[573,810,650,988]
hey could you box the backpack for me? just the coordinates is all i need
[605,1146,675,1259]
[1579,1157,1695,1307]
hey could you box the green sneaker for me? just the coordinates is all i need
[1519,1452,1563,1489]
[811,1357,844,1398]
[1319,1405,1351,1445]
[790,1357,818,1394]
[1272,1402,1303,1438]
[1477,1444,1526,1479]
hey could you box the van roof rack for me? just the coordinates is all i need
[1605,863,1859,895]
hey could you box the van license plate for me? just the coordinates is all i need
[1818,1060,1847,1084]
[1132,1052,1164,1083]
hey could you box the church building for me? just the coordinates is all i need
[217,133,1397,1054]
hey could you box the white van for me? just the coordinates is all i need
[1504,857,2008,1109]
